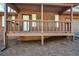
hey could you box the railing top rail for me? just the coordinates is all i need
[7,19,72,23]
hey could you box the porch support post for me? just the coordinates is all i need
[41,3,44,45]
[1,3,8,51]
[70,6,73,33]
[41,3,43,33]
[70,6,74,41]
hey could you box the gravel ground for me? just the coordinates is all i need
[0,36,79,56]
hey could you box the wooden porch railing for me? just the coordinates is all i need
[7,20,71,33]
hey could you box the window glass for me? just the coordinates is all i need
[55,15,59,21]
[55,15,59,28]
[50,16,55,20]
[12,16,15,20]
[22,15,30,31]
[66,19,70,22]
[23,15,29,20]
[32,14,36,20]
[32,14,36,27]
[2,16,5,27]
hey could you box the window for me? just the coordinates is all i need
[50,16,55,20]
[23,15,29,20]
[2,16,5,27]
[32,14,37,27]
[55,15,59,28]
[66,19,70,22]
[12,16,15,20]
[8,7,11,12]
[22,15,30,31]
[11,16,15,24]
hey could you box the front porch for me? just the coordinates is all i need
[1,3,78,51]
[6,3,75,37]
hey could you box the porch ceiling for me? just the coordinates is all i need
[8,3,78,14]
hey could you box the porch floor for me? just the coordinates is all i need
[7,32,74,36]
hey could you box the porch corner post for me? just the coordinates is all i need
[1,3,8,51]
[71,6,73,33]
[70,6,74,41]
[41,3,44,45]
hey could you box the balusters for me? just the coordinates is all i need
[10,20,12,31]
[14,20,16,32]
[7,20,72,33]
[70,22,71,33]
[37,21,39,32]
[63,22,65,33]
[53,21,55,32]
[30,20,32,32]
[59,22,61,33]
[17,21,20,32]
[45,21,47,32]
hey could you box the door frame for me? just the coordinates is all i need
[22,14,32,31]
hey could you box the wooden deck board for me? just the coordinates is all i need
[7,32,74,36]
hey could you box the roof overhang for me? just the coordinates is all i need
[7,3,79,14]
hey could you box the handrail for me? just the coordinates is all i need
[7,19,72,23]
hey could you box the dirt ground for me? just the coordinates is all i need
[0,36,79,56]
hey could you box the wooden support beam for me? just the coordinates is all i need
[1,3,8,51]
[41,4,44,45]
[4,3,8,48]
[70,6,74,41]
[70,6,73,33]
[41,4,43,33]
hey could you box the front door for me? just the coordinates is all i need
[22,15,30,31]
